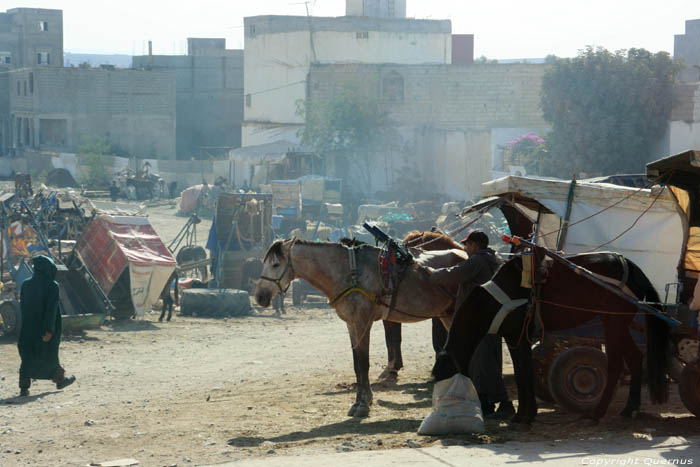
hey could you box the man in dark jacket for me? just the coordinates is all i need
[17,255,76,397]
[428,231,515,419]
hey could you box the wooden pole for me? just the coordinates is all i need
[504,235,681,326]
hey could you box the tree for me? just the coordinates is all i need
[539,46,682,178]
[77,136,114,187]
[296,83,399,193]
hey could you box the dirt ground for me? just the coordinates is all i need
[0,202,699,466]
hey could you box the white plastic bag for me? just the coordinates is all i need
[417,374,485,435]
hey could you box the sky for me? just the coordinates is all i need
[7,0,700,59]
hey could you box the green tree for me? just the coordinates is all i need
[539,46,682,177]
[296,83,399,193]
[77,136,113,187]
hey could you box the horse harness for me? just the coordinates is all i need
[482,251,634,336]
[328,245,439,320]
[258,239,297,295]
[328,246,380,307]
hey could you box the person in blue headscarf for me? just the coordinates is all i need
[17,255,75,397]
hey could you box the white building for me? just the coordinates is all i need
[242,1,451,147]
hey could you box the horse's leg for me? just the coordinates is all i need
[378,321,401,381]
[618,328,643,417]
[346,319,373,417]
[591,323,625,421]
[432,318,448,355]
[505,335,537,427]
[166,298,173,321]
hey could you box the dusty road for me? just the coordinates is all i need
[0,203,698,466]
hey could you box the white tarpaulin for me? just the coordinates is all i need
[481,176,685,297]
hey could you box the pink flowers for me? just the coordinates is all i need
[506,132,545,149]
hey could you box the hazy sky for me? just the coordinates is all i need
[8,0,700,59]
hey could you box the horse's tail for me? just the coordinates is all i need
[629,261,669,404]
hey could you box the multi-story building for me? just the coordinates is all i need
[0,7,63,68]
[242,0,452,147]
[9,66,176,158]
[132,38,244,159]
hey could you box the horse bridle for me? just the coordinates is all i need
[258,239,296,295]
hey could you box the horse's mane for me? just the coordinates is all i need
[264,237,374,262]
[403,231,462,251]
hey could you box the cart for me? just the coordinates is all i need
[210,193,273,291]
[459,153,700,416]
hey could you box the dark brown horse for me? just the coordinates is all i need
[380,231,465,379]
[433,245,669,428]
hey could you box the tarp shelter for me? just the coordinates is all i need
[466,175,685,297]
[75,215,176,317]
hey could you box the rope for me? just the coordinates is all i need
[536,173,671,242]
[578,185,665,253]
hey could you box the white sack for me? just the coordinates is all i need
[418,373,485,435]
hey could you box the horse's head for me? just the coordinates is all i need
[254,239,296,308]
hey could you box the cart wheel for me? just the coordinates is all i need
[292,280,302,306]
[679,363,700,418]
[0,300,21,335]
[548,346,608,414]
[531,344,554,402]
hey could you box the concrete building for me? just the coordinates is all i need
[132,38,244,159]
[242,10,452,146]
[346,0,407,18]
[9,67,176,158]
[0,8,63,68]
[308,63,548,199]
[675,19,700,82]
[0,7,63,155]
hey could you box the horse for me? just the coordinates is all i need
[242,257,285,315]
[159,270,179,322]
[254,238,459,417]
[432,245,670,428]
[380,231,466,379]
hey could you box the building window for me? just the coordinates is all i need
[388,0,395,17]
[23,81,27,96]
[38,21,48,31]
[382,70,404,102]
[248,24,256,37]
[29,72,33,94]
[356,31,369,39]
[245,94,252,107]
[16,80,20,95]
[3,56,10,64]
[37,52,50,65]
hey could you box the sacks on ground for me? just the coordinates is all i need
[417,373,484,435]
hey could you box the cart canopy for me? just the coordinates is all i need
[470,175,684,297]
[75,215,176,317]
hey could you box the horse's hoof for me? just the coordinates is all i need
[347,403,359,417]
[377,369,398,382]
[352,404,370,418]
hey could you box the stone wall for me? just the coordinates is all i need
[8,67,176,159]
[307,63,549,199]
